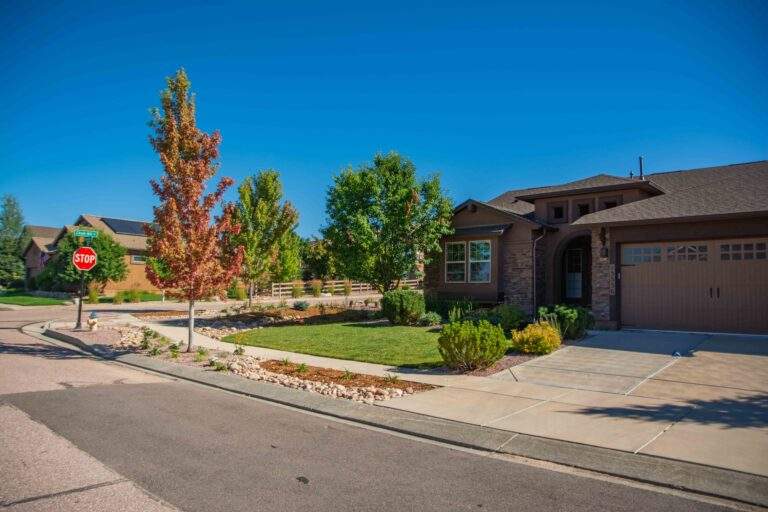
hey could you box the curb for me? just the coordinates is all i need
[40,327,768,508]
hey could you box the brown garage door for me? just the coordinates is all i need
[620,238,768,333]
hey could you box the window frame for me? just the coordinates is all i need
[130,254,147,265]
[598,195,622,211]
[444,241,467,283]
[546,200,569,224]
[468,240,492,283]
[573,198,595,219]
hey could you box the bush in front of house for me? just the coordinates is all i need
[113,291,125,304]
[511,321,561,354]
[381,289,425,325]
[293,300,310,311]
[537,304,593,339]
[87,286,99,304]
[438,320,507,370]
[424,294,476,321]
[418,311,442,326]
[464,304,526,334]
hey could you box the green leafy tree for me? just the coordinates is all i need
[300,237,337,280]
[0,195,26,287]
[273,231,302,283]
[230,170,298,304]
[322,152,453,292]
[38,231,128,291]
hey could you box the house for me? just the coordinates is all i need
[424,160,768,333]
[21,225,61,282]
[49,214,160,294]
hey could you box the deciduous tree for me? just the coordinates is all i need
[145,69,243,351]
[230,170,298,305]
[323,152,453,292]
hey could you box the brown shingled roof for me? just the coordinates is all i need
[25,225,61,239]
[573,161,768,226]
[77,214,149,251]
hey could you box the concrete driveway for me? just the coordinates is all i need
[383,330,768,476]
[494,330,710,394]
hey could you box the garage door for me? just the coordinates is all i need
[620,238,768,333]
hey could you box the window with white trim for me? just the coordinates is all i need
[131,254,147,264]
[445,242,466,282]
[469,240,492,283]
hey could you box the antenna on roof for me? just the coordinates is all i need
[638,156,645,180]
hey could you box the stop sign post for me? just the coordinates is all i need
[72,246,98,329]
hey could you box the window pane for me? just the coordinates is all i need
[446,243,465,262]
[446,263,465,282]
[756,243,766,251]
[469,241,491,262]
[469,262,491,282]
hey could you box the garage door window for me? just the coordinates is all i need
[721,242,767,261]
[622,246,661,264]
[667,245,708,262]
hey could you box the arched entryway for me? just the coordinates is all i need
[557,234,592,306]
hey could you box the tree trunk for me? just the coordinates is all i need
[187,300,195,352]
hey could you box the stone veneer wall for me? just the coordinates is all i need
[590,226,616,329]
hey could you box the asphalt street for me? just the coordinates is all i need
[0,307,738,511]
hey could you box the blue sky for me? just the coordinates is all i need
[1,1,766,237]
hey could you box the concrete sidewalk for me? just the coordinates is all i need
[91,317,768,478]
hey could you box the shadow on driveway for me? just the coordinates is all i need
[577,393,768,429]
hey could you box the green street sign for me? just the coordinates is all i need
[74,229,98,239]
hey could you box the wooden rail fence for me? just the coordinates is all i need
[270,279,421,298]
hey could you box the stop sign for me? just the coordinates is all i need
[72,246,98,271]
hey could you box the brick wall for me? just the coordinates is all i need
[501,235,534,314]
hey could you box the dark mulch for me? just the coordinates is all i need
[261,360,435,391]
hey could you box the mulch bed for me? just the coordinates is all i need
[466,353,538,377]
[261,360,435,392]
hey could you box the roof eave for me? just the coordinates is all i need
[515,181,662,201]
[454,199,542,228]
[573,210,768,228]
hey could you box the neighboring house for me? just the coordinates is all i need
[49,214,160,294]
[21,225,61,282]
[424,161,768,333]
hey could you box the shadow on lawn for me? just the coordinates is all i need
[578,393,768,429]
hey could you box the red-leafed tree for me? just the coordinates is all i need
[145,68,243,351]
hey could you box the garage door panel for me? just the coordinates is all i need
[620,238,768,333]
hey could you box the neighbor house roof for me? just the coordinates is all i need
[51,215,151,252]
[21,225,61,256]
[573,160,768,226]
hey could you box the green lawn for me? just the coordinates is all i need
[223,321,443,368]
[0,290,67,306]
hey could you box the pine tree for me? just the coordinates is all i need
[0,195,26,287]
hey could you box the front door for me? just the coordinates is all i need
[565,248,583,301]
[561,236,591,306]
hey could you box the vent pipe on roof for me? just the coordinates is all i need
[638,156,645,180]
